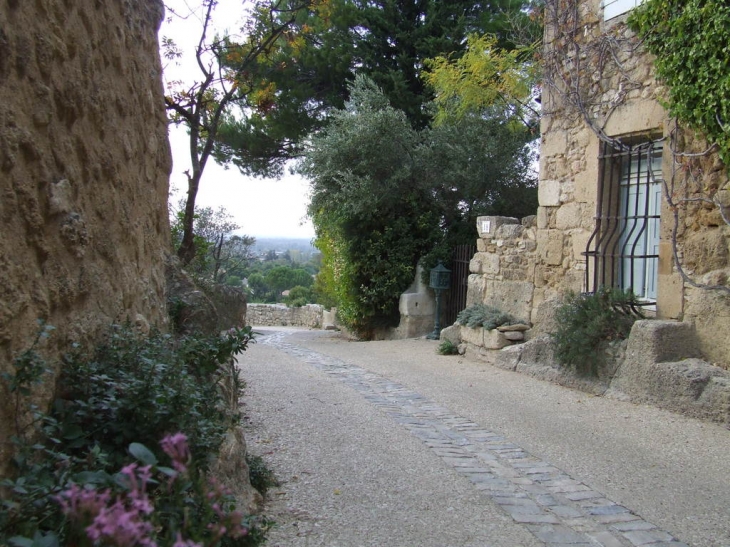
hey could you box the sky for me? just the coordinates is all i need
[160,2,316,240]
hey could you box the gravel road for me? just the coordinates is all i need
[238,327,730,547]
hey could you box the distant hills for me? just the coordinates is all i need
[251,237,316,254]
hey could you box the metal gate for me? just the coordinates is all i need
[442,244,475,327]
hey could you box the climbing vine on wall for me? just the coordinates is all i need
[628,0,730,169]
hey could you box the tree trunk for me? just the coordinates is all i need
[177,172,201,266]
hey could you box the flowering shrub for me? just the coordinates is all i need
[55,434,258,547]
[0,325,268,547]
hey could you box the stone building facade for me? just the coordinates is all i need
[467,0,730,367]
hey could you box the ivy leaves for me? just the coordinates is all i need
[629,0,730,167]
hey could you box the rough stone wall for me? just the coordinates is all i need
[468,216,538,323]
[0,0,171,468]
[247,304,324,329]
[465,0,730,367]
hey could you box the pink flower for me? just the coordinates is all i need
[161,432,190,472]
[86,499,157,547]
[57,484,111,522]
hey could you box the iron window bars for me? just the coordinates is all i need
[584,139,664,306]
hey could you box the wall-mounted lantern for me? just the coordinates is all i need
[427,261,451,340]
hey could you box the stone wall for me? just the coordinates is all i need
[0,0,171,470]
[468,216,539,323]
[247,304,325,329]
[464,0,730,367]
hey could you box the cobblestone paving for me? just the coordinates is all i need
[261,331,689,547]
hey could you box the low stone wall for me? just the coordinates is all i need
[446,319,730,424]
[246,304,324,329]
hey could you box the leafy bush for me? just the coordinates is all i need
[629,0,730,168]
[0,325,266,546]
[437,340,460,355]
[246,455,279,496]
[285,285,313,308]
[456,304,521,330]
[552,288,643,376]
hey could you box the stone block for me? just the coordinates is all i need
[496,323,530,332]
[503,331,525,342]
[496,224,524,240]
[656,270,682,320]
[471,252,500,275]
[477,238,487,252]
[611,320,730,422]
[541,131,568,158]
[461,326,484,346]
[483,280,534,322]
[476,216,519,239]
[538,180,561,207]
[603,98,666,136]
[439,324,461,345]
[466,274,486,307]
[530,298,562,337]
[537,230,564,266]
[494,344,522,370]
[522,215,537,228]
[537,207,549,230]
[612,356,730,423]
[625,320,701,364]
[555,202,583,230]
[399,291,435,317]
[484,329,510,349]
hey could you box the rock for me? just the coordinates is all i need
[624,320,701,364]
[439,324,461,345]
[166,257,219,336]
[503,331,525,342]
[460,326,484,346]
[483,329,509,349]
[211,426,262,515]
[496,323,530,332]
[494,344,523,371]
[530,299,562,337]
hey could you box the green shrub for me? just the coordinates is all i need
[552,288,643,376]
[285,285,313,308]
[437,339,460,355]
[456,304,521,330]
[0,324,267,546]
[246,454,279,496]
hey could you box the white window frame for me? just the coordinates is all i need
[603,0,644,20]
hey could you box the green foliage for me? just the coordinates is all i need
[245,455,279,496]
[170,202,255,284]
[456,304,521,330]
[285,285,314,308]
[0,325,264,546]
[628,0,730,168]
[424,33,540,129]
[437,340,460,356]
[552,288,643,376]
[301,76,440,337]
[302,76,536,336]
